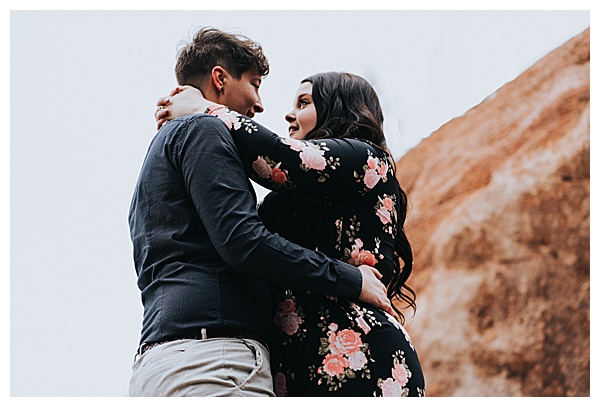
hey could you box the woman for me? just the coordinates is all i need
[156,72,425,397]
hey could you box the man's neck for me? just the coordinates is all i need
[200,86,222,105]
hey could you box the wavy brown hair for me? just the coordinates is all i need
[175,26,270,89]
[303,72,416,322]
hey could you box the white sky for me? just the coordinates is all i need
[7,2,592,398]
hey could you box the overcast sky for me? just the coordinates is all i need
[8,5,590,397]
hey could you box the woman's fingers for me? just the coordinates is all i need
[170,85,194,96]
[156,96,170,107]
[156,117,170,130]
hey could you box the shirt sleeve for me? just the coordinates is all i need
[170,115,362,298]
[203,106,395,197]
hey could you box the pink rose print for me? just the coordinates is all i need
[322,353,350,377]
[392,363,409,386]
[367,156,378,170]
[309,309,372,391]
[271,166,287,184]
[363,168,381,189]
[376,351,411,396]
[347,351,368,371]
[382,197,394,211]
[375,195,397,234]
[381,377,404,397]
[354,238,364,249]
[349,238,378,267]
[357,251,377,267]
[206,104,225,115]
[274,372,287,397]
[281,312,302,335]
[251,159,290,186]
[377,161,389,177]
[354,151,391,192]
[282,138,305,152]
[206,105,242,131]
[376,207,392,225]
[275,294,305,341]
[280,298,296,314]
[299,145,327,171]
[329,329,363,356]
[252,157,272,179]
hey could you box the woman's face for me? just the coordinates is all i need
[285,82,317,140]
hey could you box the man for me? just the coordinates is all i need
[128,27,392,397]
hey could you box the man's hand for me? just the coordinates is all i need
[357,265,394,315]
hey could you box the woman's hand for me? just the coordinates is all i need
[357,265,394,315]
[155,85,213,130]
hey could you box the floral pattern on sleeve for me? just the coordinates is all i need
[205,105,241,130]
[205,105,403,198]
[282,138,341,182]
[354,150,391,194]
[375,194,398,236]
[251,156,296,189]
[206,104,259,133]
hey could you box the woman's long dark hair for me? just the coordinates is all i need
[303,72,416,322]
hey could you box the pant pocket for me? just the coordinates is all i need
[238,340,274,396]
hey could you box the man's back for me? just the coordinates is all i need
[129,114,274,346]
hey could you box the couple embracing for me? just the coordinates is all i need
[128,26,425,397]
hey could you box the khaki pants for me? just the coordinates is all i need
[129,338,275,397]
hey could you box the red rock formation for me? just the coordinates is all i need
[397,28,590,396]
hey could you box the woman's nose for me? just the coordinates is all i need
[285,112,295,123]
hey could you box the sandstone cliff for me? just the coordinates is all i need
[397,28,590,396]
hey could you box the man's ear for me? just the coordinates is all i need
[210,66,228,93]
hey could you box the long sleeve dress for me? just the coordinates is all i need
[205,106,425,397]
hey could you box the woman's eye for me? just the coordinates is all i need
[299,99,309,107]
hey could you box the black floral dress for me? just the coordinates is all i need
[205,105,425,397]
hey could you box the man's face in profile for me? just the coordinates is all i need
[222,70,264,118]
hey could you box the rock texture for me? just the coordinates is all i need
[396,28,590,396]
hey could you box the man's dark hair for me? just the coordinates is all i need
[175,27,270,89]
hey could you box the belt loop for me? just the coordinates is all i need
[201,328,207,340]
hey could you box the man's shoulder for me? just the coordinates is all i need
[156,113,234,156]
[170,113,228,131]
[158,114,229,141]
